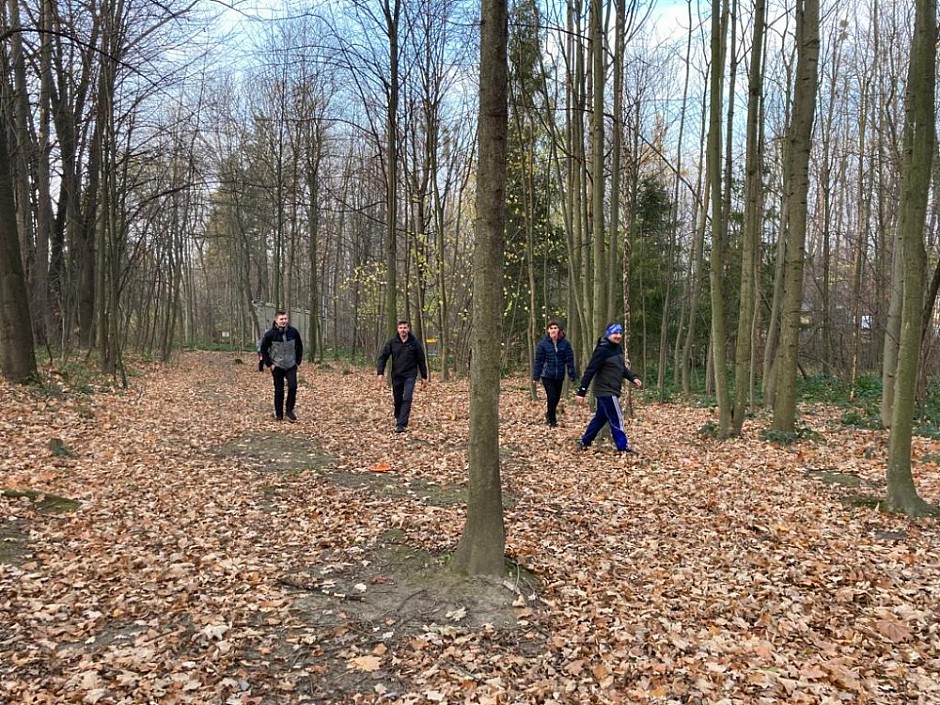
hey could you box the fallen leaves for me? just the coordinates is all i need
[0,351,938,703]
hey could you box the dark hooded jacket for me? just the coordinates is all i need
[576,336,637,398]
[532,332,577,382]
[377,333,428,381]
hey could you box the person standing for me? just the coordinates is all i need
[575,323,643,453]
[377,319,429,433]
[259,310,303,422]
[532,319,577,427]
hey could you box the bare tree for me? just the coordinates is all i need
[731,0,765,434]
[706,0,732,435]
[0,90,36,382]
[884,0,938,517]
[453,0,508,577]
[771,0,819,433]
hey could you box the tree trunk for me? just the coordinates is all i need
[0,104,37,382]
[885,0,938,517]
[732,0,765,435]
[880,231,903,426]
[707,0,731,436]
[452,0,508,577]
[589,0,606,334]
[384,0,401,336]
[771,0,819,432]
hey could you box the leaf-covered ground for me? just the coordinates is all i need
[1,350,938,704]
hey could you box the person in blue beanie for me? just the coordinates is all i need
[532,319,578,427]
[575,323,643,453]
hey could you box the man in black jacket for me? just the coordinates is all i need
[377,319,429,433]
[259,311,303,422]
[575,323,643,453]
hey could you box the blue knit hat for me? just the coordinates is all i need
[605,323,624,337]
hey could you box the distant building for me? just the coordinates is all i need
[253,302,312,346]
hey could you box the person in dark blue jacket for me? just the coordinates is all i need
[532,319,578,427]
[377,319,429,433]
[575,323,643,453]
[259,311,303,422]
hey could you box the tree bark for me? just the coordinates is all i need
[452,0,508,577]
[772,0,819,432]
[732,0,765,435]
[0,101,37,382]
[707,0,731,436]
[885,0,939,517]
[384,0,401,336]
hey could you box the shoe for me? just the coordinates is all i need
[578,441,590,451]
[395,426,405,433]
[286,411,297,423]
[548,422,558,428]
[619,447,638,455]
[275,415,284,421]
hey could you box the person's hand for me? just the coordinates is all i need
[633,378,643,389]
[421,377,429,386]
[576,395,586,405]
[377,374,384,387]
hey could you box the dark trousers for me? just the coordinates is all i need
[541,377,564,425]
[393,375,418,428]
[272,365,298,418]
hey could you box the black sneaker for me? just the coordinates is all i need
[395,426,405,433]
[619,446,638,455]
[578,441,590,451]
[286,411,297,423]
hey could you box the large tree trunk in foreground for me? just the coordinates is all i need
[452,0,508,576]
[885,0,939,517]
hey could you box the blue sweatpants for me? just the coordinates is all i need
[581,395,629,450]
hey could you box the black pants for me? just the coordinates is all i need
[541,377,564,425]
[272,365,298,418]
[393,375,418,429]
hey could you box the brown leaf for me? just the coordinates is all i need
[875,619,913,643]
[348,655,382,672]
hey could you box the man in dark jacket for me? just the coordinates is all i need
[259,310,303,422]
[377,319,429,433]
[575,323,643,453]
[532,319,578,427]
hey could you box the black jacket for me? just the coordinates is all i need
[260,325,303,370]
[576,336,637,398]
[377,333,428,381]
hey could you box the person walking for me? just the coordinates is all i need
[532,319,577,427]
[259,310,303,422]
[575,323,643,453]
[377,319,429,433]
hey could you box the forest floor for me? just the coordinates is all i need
[1,350,939,705]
